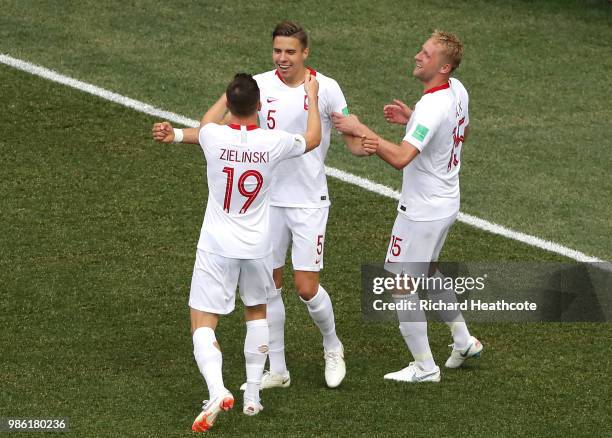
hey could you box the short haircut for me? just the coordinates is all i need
[272,21,309,49]
[226,73,260,117]
[431,30,464,72]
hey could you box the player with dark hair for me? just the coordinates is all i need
[155,21,373,390]
[153,71,321,431]
[225,73,261,116]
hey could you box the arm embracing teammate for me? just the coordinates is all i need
[153,72,322,432]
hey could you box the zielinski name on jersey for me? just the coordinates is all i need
[220,148,269,164]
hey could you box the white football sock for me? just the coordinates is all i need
[266,290,288,375]
[427,271,471,349]
[193,327,225,401]
[244,319,269,403]
[301,285,341,351]
[394,293,436,371]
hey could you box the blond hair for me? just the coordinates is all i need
[431,30,464,72]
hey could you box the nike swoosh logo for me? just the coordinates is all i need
[460,341,479,357]
[415,371,438,381]
[282,377,289,385]
[267,98,278,103]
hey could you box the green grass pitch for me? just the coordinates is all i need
[1,1,611,437]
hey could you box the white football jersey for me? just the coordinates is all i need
[254,69,348,207]
[399,78,470,221]
[197,123,306,258]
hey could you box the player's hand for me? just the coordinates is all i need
[152,121,175,143]
[304,70,319,98]
[383,99,413,125]
[332,112,361,136]
[362,135,379,155]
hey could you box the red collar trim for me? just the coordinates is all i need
[228,123,258,131]
[274,69,285,83]
[274,67,317,85]
[424,81,450,95]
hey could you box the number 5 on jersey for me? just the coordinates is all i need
[222,167,263,214]
[315,234,324,264]
[266,110,276,129]
[389,235,402,257]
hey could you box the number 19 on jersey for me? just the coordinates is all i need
[222,167,263,214]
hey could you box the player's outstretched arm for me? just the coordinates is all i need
[342,134,375,156]
[303,71,322,152]
[151,93,231,145]
[372,138,420,170]
[201,93,229,127]
[332,112,374,138]
[152,122,199,144]
[332,113,376,156]
[383,99,413,125]
[332,112,418,169]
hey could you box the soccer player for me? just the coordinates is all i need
[333,31,483,382]
[152,71,321,431]
[159,21,372,390]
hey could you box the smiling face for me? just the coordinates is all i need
[272,36,309,85]
[413,38,451,83]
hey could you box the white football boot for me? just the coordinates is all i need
[239,370,291,391]
[243,398,264,416]
[324,343,346,388]
[191,390,234,432]
[384,362,441,383]
[445,336,483,369]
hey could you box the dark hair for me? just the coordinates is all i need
[225,73,260,117]
[272,21,308,48]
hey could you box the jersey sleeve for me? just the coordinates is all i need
[325,79,349,117]
[402,98,444,151]
[276,132,307,161]
[323,79,349,137]
[198,123,216,151]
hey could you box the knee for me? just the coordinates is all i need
[296,281,318,301]
[294,271,320,301]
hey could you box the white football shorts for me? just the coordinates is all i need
[384,212,457,277]
[270,206,329,272]
[189,249,275,315]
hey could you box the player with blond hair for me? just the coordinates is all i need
[334,30,483,383]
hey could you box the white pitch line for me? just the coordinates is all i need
[326,167,607,264]
[1,53,607,264]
